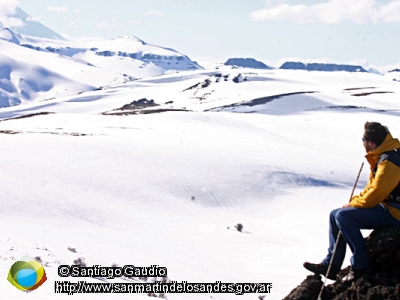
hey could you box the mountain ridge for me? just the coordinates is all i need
[0,6,66,40]
[280,61,368,72]
[224,58,273,70]
[0,27,204,107]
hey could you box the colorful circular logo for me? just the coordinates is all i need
[7,255,47,292]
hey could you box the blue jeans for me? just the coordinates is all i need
[321,205,400,270]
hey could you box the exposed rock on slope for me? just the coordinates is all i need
[284,227,400,300]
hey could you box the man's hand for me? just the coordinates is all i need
[342,202,352,208]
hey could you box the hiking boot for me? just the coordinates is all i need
[303,262,340,280]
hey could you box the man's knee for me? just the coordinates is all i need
[335,208,354,228]
[329,208,341,221]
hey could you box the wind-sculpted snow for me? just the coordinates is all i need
[0,53,93,107]
[65,95,106,103]
[268,172,344,188]
[0,64,12,79]
[207,92,318,114]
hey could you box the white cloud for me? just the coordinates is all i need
[73,9,82,14]
[0,0,23,27]
[144,11,164,17]
[46,6,69,13]
[250,0,400,23]
[0,16,24,27]
[349,59,371,69]
[0,0,18,15]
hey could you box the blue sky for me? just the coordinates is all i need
[2,0,400,67]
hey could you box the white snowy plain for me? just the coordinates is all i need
[0,67,400,300]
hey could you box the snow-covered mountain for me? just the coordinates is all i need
[0,31,132,107]
[0,28,203,107]
[1,30,202,73]
[0,6,65,40]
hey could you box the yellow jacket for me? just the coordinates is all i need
[350,133,400,220]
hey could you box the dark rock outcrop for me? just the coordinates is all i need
[224,58,273,69]
[284,227,400,300]
[280,62,367,73]
[120,98,157,110]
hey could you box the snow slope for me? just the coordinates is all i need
[0,37,136,107]
[0,68,399,300]
[0,51,95,107]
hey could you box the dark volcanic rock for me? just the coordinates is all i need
[284,227,400,300]
[284,275,322,300]
[120,98,157,110]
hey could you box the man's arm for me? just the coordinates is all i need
[350,160,400,208]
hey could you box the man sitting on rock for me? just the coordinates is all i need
[304,122,400,281]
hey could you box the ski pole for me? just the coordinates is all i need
[317,162,364,300]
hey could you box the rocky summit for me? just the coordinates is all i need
[284,227,400,300]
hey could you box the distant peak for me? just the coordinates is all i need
[224,58,273,70]
[113,35,146,44]
[1,6,66,41]
[280,61,367,73]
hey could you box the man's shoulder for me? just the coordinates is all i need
[378,150,400,167]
